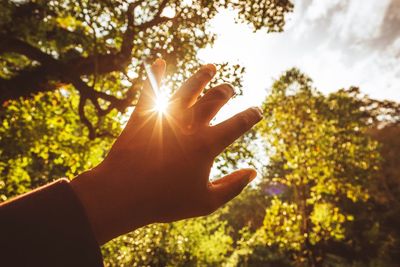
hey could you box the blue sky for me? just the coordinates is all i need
[199,0,400,121]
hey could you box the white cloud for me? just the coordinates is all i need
[198,0,400,121]
[305,0,342,21]
[332,0,391,42]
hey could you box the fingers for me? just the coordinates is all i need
[191,83,235,125]
[171,64,216,109]
[208,169,257,208]
[136,59,166,112]
[209,107,263,155]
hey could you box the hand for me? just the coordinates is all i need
[71,59,262,245]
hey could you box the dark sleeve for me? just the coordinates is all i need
[0,179,103,267]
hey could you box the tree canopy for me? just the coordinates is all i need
[226,70,400,267]
[0,0,293,138]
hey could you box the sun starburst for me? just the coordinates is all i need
[153,92,169,114]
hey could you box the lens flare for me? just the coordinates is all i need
[153,92,169,114]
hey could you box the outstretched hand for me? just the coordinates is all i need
[71,59,262,245]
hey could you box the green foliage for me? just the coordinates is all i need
[261,198,303,251]
[0,0,294,137]
[0,88,119,200]
[102,214,233,267]
[230,0,294,32]
[231,68,382,266]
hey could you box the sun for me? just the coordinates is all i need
[153,92,169,114]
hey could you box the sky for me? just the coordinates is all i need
[198,0,400,121]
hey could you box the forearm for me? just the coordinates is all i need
[0,179,103,267]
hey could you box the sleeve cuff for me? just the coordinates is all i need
[0,179,103,267]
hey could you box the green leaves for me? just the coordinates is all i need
[102,214,233,267]
[227,0,294,32]
[0,88,118,199]
[0,0,294,138]
[261,198,303,251]
[250,68,381,264]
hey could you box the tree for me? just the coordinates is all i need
[0,1,295,265]
[0,0,293,138]
[235,69,381,266]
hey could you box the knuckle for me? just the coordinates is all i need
[193,74,202,83]
[192,72,207,85]
[237,112,252,129]
[180,76,202,97]
[237,108,261,130]
[212,84,234,100]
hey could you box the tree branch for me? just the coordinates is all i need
[137,16,172,31]
[0,36,57,64]
[154,0,170,19]
[120,1,141,56]
[78,95,96,140]
[0,0,172,104]
[0,63,66,103]
[0,0,172,138]
[71,76,137,139]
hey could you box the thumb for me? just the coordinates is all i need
[209,168,257,207]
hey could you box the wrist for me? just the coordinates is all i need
[71,166,150,245]
[71,168,113,245]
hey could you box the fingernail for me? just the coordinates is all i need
[200,64,216,78]
[222,83,236,97]
[250,106,263,121]
[243,168,257,183]
[153,58,165,67]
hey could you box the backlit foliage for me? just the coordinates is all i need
[230,69,383,266]
[0,0,293,138]
[102,214,233,267]
[0,88,118,200]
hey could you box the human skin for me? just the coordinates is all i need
[71,59,263,245]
